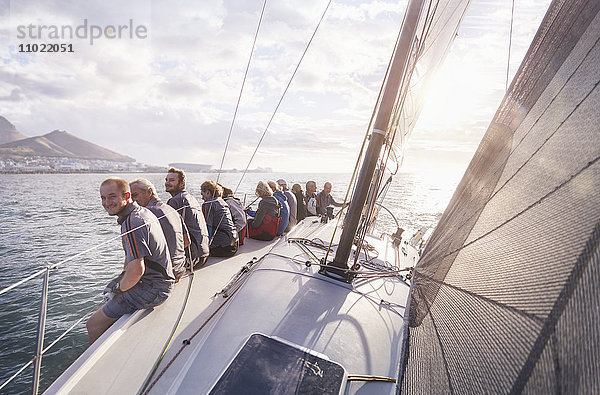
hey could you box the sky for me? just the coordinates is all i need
[0,0,552,175]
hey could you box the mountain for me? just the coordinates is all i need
[0,130,135,162]
[0,116,27,144]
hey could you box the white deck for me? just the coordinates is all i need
[45,219,417,394]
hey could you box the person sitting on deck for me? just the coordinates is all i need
[87,177,174,344]
[305,180,318,216]
[165,167,210,269]
[268,180,289,235]
[246,180,281,241]
[220,184,247,245]
[200,180,239,257]
[129,178,186,281]
[316,181,344,218]
[292,183,307,222]
[277,178,297,230]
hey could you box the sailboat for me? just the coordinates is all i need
[4,0,598,393]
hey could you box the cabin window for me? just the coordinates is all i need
[209,333,346,394]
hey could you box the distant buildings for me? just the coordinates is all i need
[0,156,152,173]
[168,163,212,172]
[0,157,272,173]
[166,163,272,173]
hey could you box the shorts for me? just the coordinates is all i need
[102,278,171,319]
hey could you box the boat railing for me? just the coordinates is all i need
[0,211,156,394]
[0,263,93,394]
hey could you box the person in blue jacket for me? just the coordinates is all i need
[200,180,238,257]
[267,180,289,235]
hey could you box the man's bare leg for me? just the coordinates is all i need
[86,307,117,344]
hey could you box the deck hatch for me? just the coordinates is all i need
[209,333,346,394]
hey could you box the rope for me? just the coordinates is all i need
[347,374,396,383]
[0,303,98,391]
[356,0,437,257]
[42,311,92,355]
[141,260,253,394]
[207,1,268,241]
[233,0,333,195]
[138,271,195,394]
[139,234,410,394]
[0,201,196,391]
[257,252,408,314]
[0,357,35,391]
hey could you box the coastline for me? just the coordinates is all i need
[0,169,274,175]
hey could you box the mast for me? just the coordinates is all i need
[328,0,425,280]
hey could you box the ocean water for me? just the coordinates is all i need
[0,170,459,394]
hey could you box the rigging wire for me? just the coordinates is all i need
[350,0,434,260]
[206,1,268,245]
[353,0,447,262]
[321,17,406,265]
[506,0,515,92]
[215,0,268,186]
[233,0,333,195]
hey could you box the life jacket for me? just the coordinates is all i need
[248,213,281,241]
[247,201,281,241]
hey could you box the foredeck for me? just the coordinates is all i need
[46,219,417,394]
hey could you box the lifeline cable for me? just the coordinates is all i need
[0,203,190,297]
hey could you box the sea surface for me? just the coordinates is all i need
[0,170,460,394]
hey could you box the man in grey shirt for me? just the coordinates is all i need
[87,177,174,344]
[165,167,210,269]
[130,178,186,281]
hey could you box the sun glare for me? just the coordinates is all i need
[420,58,491,128]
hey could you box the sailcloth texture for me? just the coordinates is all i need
[401,0,600,393]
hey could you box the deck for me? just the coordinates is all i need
[45,219,417,394]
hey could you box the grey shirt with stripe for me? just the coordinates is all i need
[117,202,175,287]
[167,190,210,259]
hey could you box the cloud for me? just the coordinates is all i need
[0,0,552,174]
[0,87,22,101]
